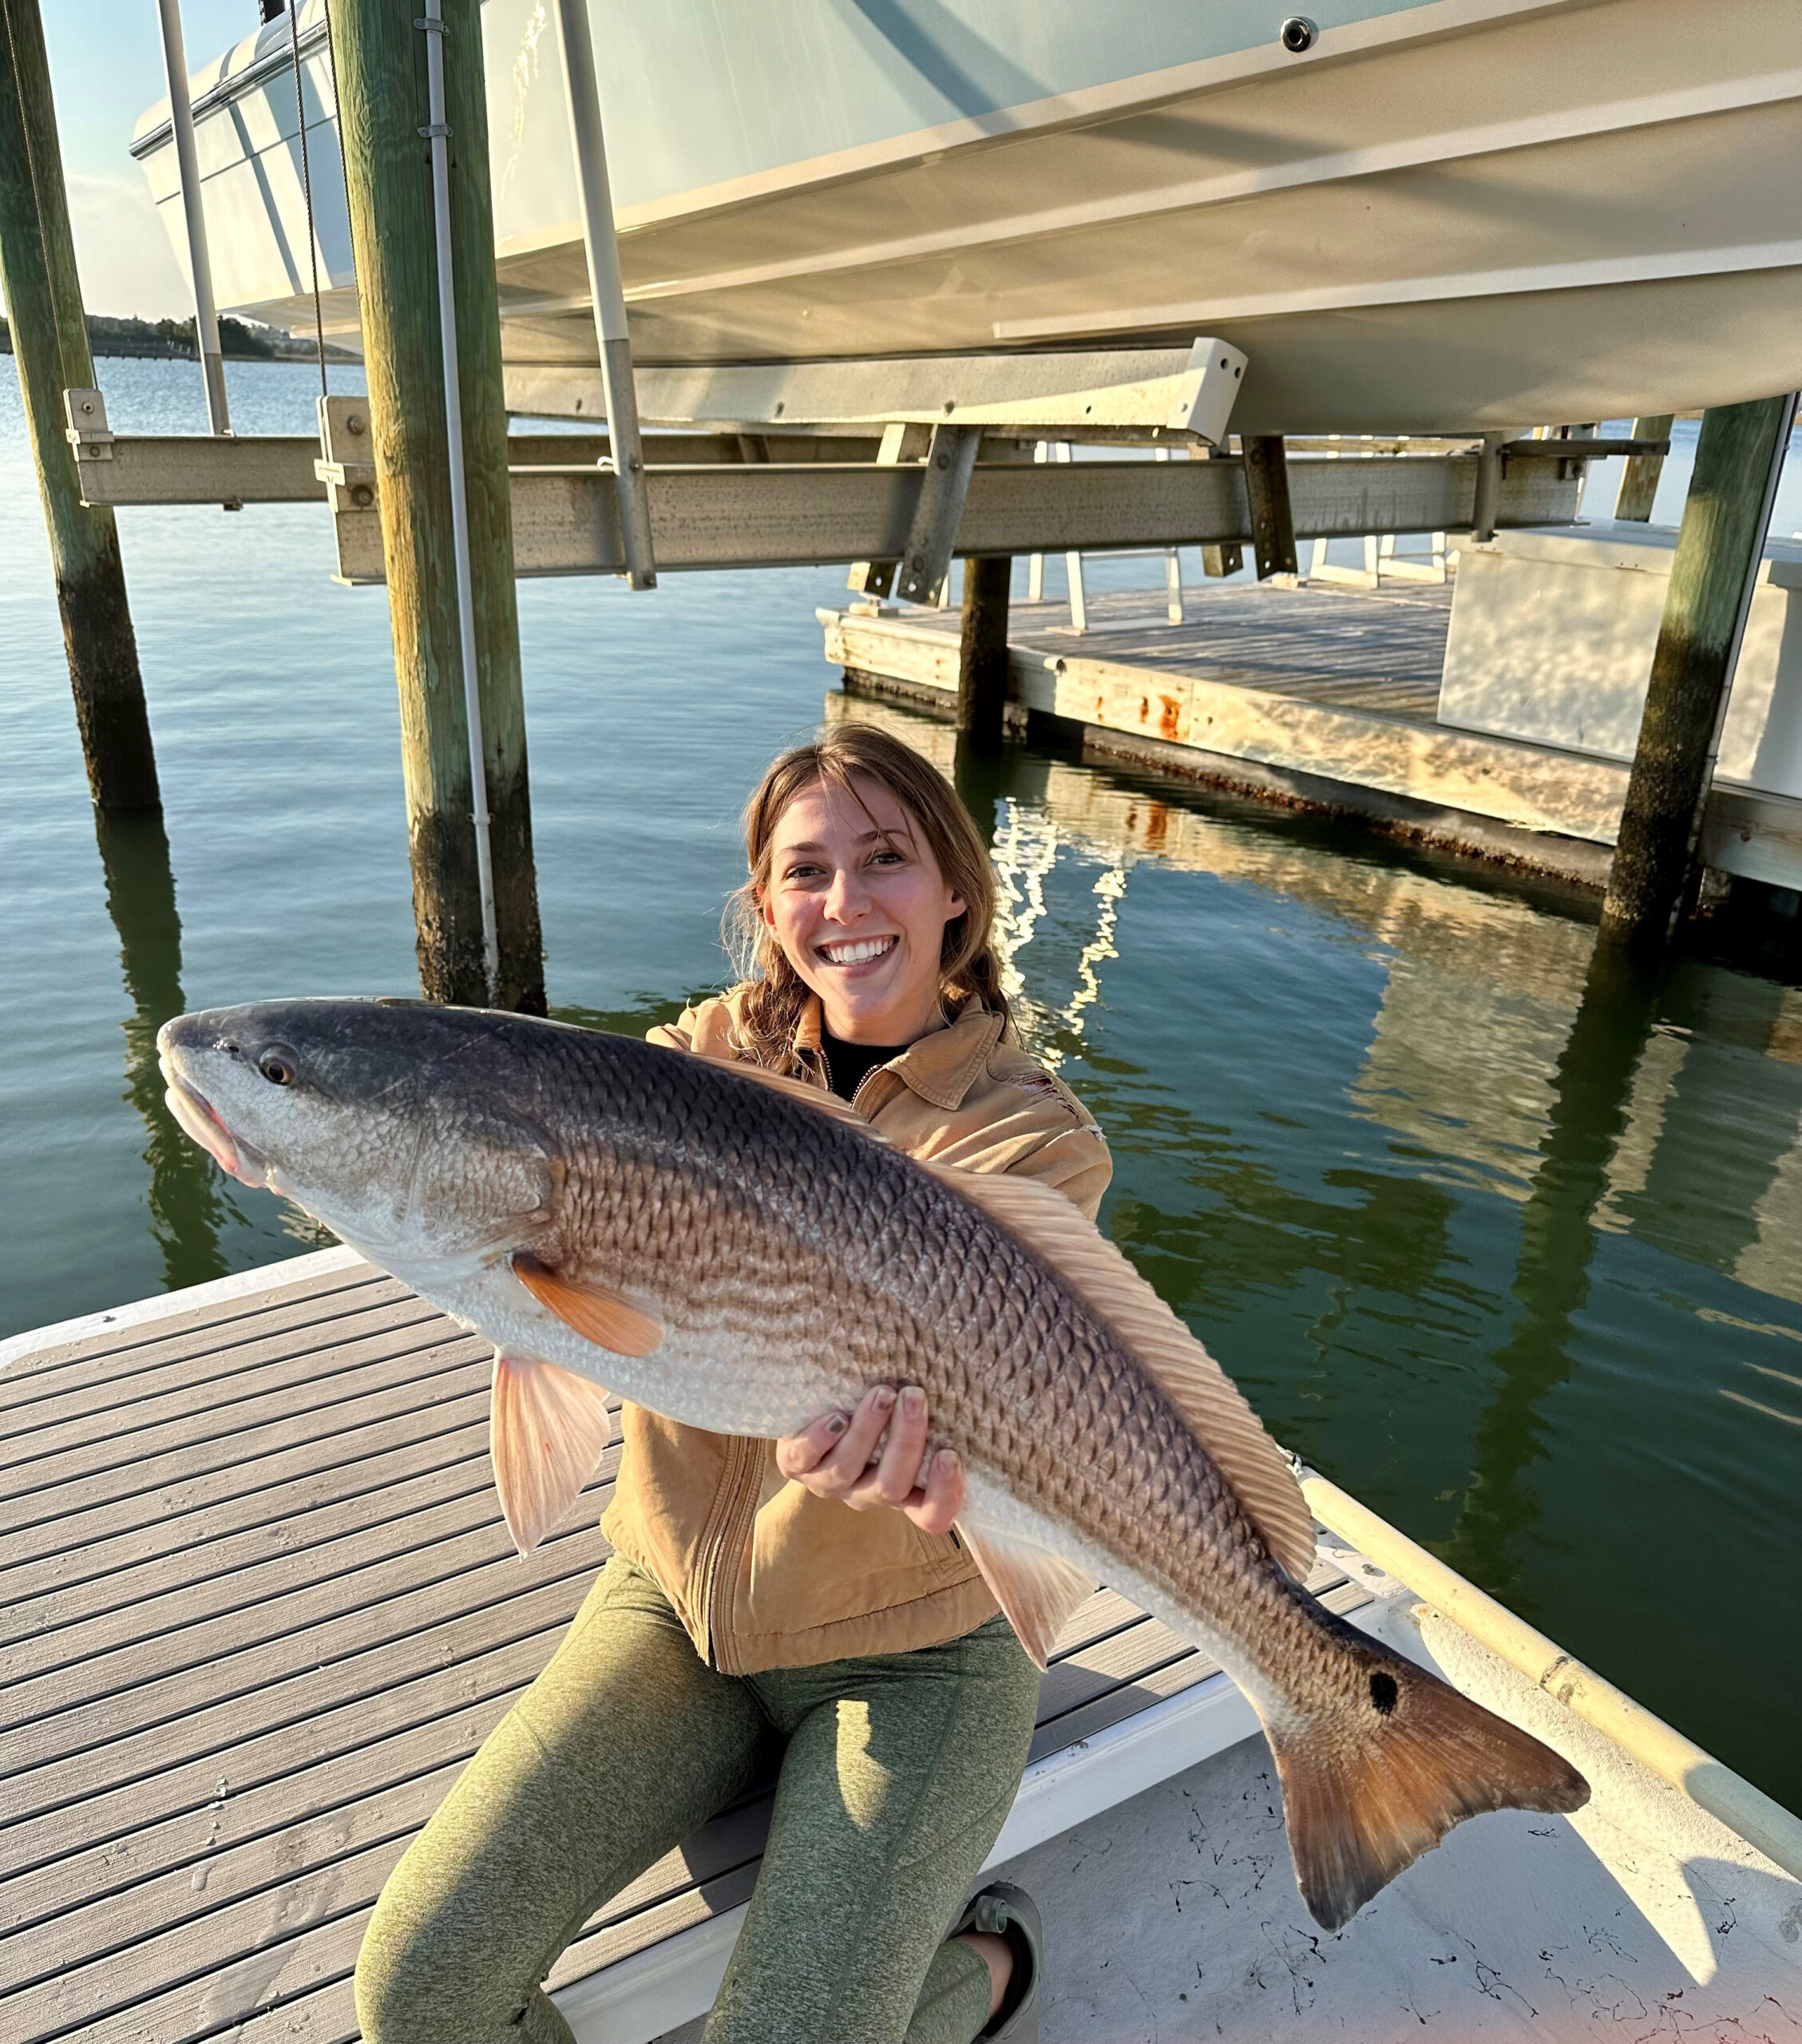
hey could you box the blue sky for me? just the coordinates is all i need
[43,1,261,316]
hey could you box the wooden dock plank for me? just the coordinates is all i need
[3,1254,1379,2044]
[6,1548,603,1836]
[0,1408,493,1609]
[4,1514,609,1776]
[0,1325,492,1507]
[0,1266,402,1408]
[0,1442,498,1652]
[0,1457,613,1721]
[0,1294,450,1459]
[2,1356,492,1555]
[0,1627,560,1921]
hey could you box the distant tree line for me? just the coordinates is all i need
[0,311,353,361]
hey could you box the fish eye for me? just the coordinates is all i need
[258,1050,298,1087]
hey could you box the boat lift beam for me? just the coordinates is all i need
[317,446,1582,586]
[59,388,1589,584]
[505,341,1250,442]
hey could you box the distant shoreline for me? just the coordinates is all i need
[0,311,355,363]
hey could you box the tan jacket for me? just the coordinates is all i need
[598,985,1112,1672]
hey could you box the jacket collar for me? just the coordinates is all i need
[795,993,1004,1111]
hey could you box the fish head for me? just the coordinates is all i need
[156,998,560,1266]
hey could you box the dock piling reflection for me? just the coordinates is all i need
[93,810,229,1291]
[1448,935,1665,1599]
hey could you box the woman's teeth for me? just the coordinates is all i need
[818,936,897,965]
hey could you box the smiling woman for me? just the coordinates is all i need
[727,723,1013,1071]
[352,723,1115,2044]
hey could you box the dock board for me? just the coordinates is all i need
[0,1252,1369,2044]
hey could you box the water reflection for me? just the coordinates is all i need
[92,811,230,1292]
[1443,939,1663,1600]
[830,689,1802,1800]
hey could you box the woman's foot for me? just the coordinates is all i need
[949,1883,1042,2041]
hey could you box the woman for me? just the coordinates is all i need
[355,723,1111,2044]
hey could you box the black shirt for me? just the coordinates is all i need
[820,1025,909,1103]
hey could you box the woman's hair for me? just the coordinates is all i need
[725,723,1008,1071]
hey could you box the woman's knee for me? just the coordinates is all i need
[354,1878,489,2043]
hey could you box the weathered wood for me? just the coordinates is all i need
[0,1246,1391,2036]
[2,1456,497,1665]
[3,1461,606,1716]
[956,553,1011,746]
[0,1262,400,1400]
[0,1327,490,1511]
[1615,413,1675,521]
[331,0,545,1010]
[0,1619,562,1888]
[0,0,158,810]
[1601,394,1799,945]
[0,1416,496,1626]
[0,1292,445,1448]
[1240,434,1298,580]
[7,1538,603,1828]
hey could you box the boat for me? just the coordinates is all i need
[5,1240,1799,2042]
[129,0,1802,436]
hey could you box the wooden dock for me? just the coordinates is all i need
[0,1250,1376,2044]
[821,579,1802,893]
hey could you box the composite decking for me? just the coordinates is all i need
[0,1253,1372,2044]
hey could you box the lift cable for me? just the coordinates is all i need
[287,0,330,399]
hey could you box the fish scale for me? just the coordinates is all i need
[157,997,1590,1929]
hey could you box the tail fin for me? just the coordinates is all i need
[1268,1631,1590,1931]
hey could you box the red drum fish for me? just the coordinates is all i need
[158,998,1586,1929]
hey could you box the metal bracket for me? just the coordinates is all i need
[315,396,378,512]
[847,421,932,598]
[316,395,382,578]
[895,425,982,604]
[64,387,114,463]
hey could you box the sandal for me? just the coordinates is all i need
[949,1880,1043,2043]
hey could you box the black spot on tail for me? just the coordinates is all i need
[1369,1671,1399,1715]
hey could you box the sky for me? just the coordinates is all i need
[41,2,260,318]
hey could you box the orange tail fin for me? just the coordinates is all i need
[1269,1628,1590,1930]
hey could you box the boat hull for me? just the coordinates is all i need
[133,0,1802,432]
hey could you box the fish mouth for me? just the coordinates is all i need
[158,1052,271,1190]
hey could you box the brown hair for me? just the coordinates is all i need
[725,723,1008,1072]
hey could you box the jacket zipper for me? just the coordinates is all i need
[699,1433,763,1673]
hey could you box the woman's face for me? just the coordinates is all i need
[761,774,966,1045]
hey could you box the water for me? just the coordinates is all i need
[3,358,1798,1814]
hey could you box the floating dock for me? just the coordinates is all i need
[821,570,1802,896]
[5,1252,1801,2043]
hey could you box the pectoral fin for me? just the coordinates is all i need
[512,1254,665,1356]
[490,1349,616,1556]
[955,1519,1097,1670]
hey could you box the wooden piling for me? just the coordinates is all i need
[957,555,1011,748]
[1600,394,1797,947]
[0,0,159,810]
[331,0,545,1011]
[1614,414,1674,522]
[1241,435,1298,580]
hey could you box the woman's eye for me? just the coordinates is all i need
[258,1053,296,1086]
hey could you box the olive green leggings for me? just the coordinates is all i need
[355,1556,1043,2044]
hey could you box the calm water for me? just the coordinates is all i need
[3,358,1798,1813]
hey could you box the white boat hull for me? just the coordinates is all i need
[133,0,1802,432]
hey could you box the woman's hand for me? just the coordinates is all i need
[775,1384,964,1535]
